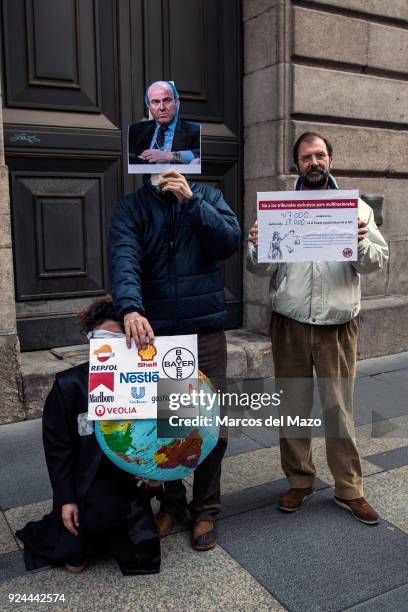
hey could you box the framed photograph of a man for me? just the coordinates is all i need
[128,81,201,174]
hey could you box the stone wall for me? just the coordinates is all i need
[243,0,408,357]
[0,78,24,424]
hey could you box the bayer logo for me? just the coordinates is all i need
[162,347,196,380]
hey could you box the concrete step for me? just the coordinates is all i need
[19,331,274,421]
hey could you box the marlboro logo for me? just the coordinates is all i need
[89,372,114,393]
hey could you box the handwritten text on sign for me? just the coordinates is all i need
[257,190,359,263]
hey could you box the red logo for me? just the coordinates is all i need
[343,248,353,258]
[95,404,105,417]
[89,372,114,392]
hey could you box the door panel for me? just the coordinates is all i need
[12,173,107,299]
[2,0,242,350]
[3,0,101,111]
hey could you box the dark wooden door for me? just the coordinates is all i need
[1,0,242,350]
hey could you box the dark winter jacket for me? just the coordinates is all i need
[109,177,241,334]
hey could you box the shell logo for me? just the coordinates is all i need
[94,344,115,362]
[138,343,157,362]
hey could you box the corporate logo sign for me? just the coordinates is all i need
[162,347,196,380]
[130,386,147,404]
[93,344,115,363]
[88,335,197,421]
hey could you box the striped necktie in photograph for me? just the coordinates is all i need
[154,125,168,150]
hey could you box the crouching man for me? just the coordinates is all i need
[16,298,160,574]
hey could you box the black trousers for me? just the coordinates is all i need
[17,472,161,576]
[157,330,227,521]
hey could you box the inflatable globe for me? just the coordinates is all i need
[95,371,219,481]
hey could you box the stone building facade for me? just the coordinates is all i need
[1,0,408,423]
[243,0,408,358]
[0,80,24,422]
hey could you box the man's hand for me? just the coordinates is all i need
[62,503,79,536]
[159,170,193,202]
[358,218,368,242]
[139,149,173,163]
[248,221,258,248]
[135,477,163,490]
[124,311,154,348]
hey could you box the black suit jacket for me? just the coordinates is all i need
[42,362,102,505]
[16,362,161,574]
[128,118,200,164]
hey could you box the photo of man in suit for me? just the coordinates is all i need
[128,80,201,174]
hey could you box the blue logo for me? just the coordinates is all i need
[130,386,147,404]
[131,386,145,400]
[120,371,159,384]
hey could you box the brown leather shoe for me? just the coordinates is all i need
[156,511,184,538]
[191,521,217,551]
[64,561,88,574]
[334,497,380,525]
[279,487,315,512]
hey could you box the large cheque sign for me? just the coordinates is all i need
[257,190,358,263]
[88,335,198,420]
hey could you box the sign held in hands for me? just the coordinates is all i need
[88,335,198,420]
[257,190,359,263]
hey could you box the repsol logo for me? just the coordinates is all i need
[119,371,159,384]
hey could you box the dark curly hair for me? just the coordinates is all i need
[78,297,121,336]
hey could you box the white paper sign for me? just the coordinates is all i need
[257,190,359,263]
[88,335,198,420]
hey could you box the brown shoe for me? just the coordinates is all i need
[64,561,88,574]
[191,521,217,551]
[279,487,315,512]
[155,511,184,538]
[334,497,380,525]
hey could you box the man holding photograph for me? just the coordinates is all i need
[109,169,240,550]
[128,81,200,166]
[247,132,388,524]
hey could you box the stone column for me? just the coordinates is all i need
[0,77,24,423]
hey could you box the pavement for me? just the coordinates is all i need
[1,351,408,611]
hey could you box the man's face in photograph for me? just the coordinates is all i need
[147,83,180,126]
